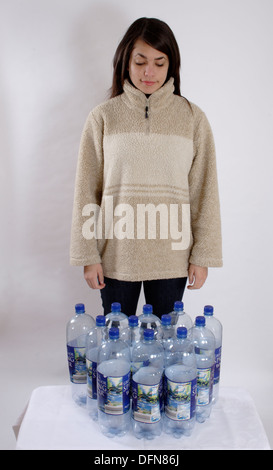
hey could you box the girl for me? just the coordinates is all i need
[70,18,222,317]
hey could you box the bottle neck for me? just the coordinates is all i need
[143,338,154,344]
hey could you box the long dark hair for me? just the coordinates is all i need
[110,18,181,98]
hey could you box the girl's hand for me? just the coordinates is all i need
[187,264,208,290]
[84,264,106,290]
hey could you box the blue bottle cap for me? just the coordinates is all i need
[143,304,153,314]
[109,327,119,339]
[174,301,184,312]
[111,302,121,312]
[204,305,214,316]
[144,328,154,340]
[129,315,138,327]
[161,314,171,326]
[195,316,205,327]
[177,327,187,338]
[96,315,106,326]
[75,303,85,314]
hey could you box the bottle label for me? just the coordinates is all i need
[97,370,130,415]
[196,367,214,406]
[214,346,222,385]
[132,378,163,423]
[86,359,97,399]
[164,377,197,421]
[67,345,87,384]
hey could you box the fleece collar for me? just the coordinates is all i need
[121,77,175,115]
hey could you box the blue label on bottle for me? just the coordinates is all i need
[164,376,197,421]
[214,346,222,385]
[196,366,214,406]
[132,377,163,423]
[97,370,130,415]
[67,344,87,384]
[86,359,97,399]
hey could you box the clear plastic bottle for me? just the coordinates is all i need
[66,303,95,406]
[131,329,164,439]
[97,327,131,437]
[105,302,129,339]
[138,304,162,341]
[170,301,193,337]
[126,315,141,358]
[86,315,107,420]
[164,327,197,437]
[192,316,215,423]
[203,305,223,404]
[161,314,175,349]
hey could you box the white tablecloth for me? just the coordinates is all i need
[15,385,270,450]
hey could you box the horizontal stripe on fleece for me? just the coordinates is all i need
[103,133,193,197]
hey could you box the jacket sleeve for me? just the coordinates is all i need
[188,110,223,267]
[70,111,103,266]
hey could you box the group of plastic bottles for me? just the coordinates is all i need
[66,301,222,440]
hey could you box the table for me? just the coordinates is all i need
[15,385,270,450]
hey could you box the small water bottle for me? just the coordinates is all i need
[203,305,223,404]
[161,314,174,349]
[170,301,193,337]
[97,327,131,437]
[138,304,162,341]
[193,316,215,423]
[164,327,197,437]
[105,302,129,339]
[66,303,95,406]
[86,315,107,420]
[131,329,164,439]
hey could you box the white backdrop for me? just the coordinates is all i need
[1,0,273,449]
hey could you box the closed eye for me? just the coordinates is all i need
[135,62,165,67]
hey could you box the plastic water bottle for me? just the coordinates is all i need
[170,301,193,337]
[164,327,197,437]
[203,305,223,403]
[105,302,129,339]
[192,316,215,423]
[66,303,95,406]
[126,315,141,357]
[161,314,174,349]
[131,329,164,439]
[86,315,107,420]
[97,327,131,437]
[138,304,162,341]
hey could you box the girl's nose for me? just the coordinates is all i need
[144,64,155,77]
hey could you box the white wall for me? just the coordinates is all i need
[1,0,273,449]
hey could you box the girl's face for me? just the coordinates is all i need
[128,39,169,94]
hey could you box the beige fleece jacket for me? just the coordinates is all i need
[70,78,222,281]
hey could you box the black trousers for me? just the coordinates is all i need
[100,277,187,319]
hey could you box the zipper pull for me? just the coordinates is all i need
[145,106,149,119]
